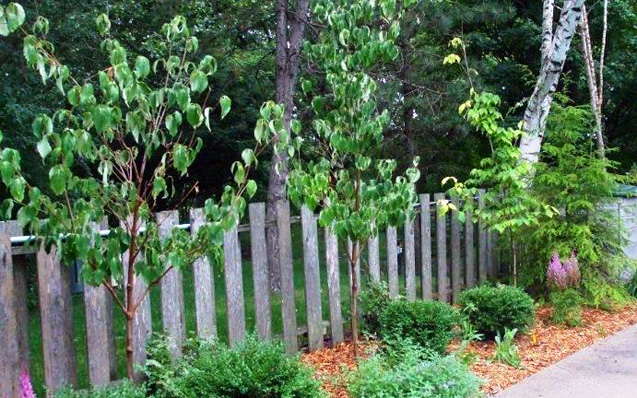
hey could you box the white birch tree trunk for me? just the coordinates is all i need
[520,0,586,165]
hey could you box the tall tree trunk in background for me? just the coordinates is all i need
[519,0,586,164]
[579,2,608,156]
[267,0,310,291]
[400,34,416,165]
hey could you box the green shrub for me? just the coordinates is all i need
[348,342,482,398]
[54,382,146,398]
[459,285,535,338]
[550,288,583,327]
[360,281,393,335]
[147,335,324,398]
[379,300,460,354]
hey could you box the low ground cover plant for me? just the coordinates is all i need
[55,382,146,398]
[492,328,521,368]
[145,335,324,398]
[348,341,482,398]
[379,299,460,354]
[459,285,535,338]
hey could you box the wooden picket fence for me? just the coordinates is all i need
[0,190,499,397]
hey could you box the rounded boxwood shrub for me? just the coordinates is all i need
[459,285,535,338]
[379,299,460,354]
[147,335,325,398]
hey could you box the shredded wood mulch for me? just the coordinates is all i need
[302,305,637,398]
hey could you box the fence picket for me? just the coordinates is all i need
[324,226,344,344]
[478,189,488,282]
[0,234,19,398]
[0,221,29,371]
[249,203,271,341]
[224,223,246,346]
[451,197,461,303]
[420,194,432,299]
[189,208,217,339]
[277,200,298,354]
[84,221,117,386]
[404,220,416,301]
[368,233,380,283]
[435,193,449,303]
[301,206,324,351]
[465,197,476,288]
[157,210,186,358]
[37,244,77,395]
[488,231,499,279]
[386,226,399,298]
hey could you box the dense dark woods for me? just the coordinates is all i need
[2,0,635,204]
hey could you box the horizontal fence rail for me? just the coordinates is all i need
[1,191,503,397]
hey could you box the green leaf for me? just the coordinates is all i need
[190,70,208,93]
[32,114,53,138]
[95,13,111,36]
[37,138,52,159]
[134,56,150,78]
[92,105,112,133]
[49,165,68,195]
[219,95,231,120]
[186,103,203,127]
[5,3,25,33]
[165,111,182,136]
[246,180,257,198]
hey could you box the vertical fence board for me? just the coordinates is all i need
[0,221,29,370]
[488,231,499,279]
[224,224,246,346]
[435,193,449,303]
[249,203,271,341]
[420,194,432,299]
[465,197,476,288]
[404,220,416,301]
[386,226,399,298]
[122,220,151,383]
[37,244,77,395]
[189,208,217,339]
[451,197,461,303]
[277,200,298,354]
[368,233,380,283]
[301,206,323,351]
[84,221,117,386]
[157,210,186,358]
[0,234,19,398]
[324,227,344,344]
[478,189,488,282]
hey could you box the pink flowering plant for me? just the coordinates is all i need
[547,251,580,290]
[547,251,583,326]
[20,368,35,398]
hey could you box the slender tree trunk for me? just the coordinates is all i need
[579,3,608,156]
[266,0,310,291]
[400,34,415,164]
[520,0,586,164]
[125,315,134,380]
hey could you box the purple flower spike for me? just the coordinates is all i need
[547,252,567,289]
[564,252,580,286]
[20,368,36,398]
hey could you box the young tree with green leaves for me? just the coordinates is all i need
[288,0,419,355]
[0,7,283,380]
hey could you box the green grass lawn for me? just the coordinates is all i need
[26,224,423,396]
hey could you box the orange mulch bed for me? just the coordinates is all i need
[466,304,637,395]
[302,305,637,398]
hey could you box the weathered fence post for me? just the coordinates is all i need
[324,226,344,344]
[435,193,449,302]
[84,220,117,386]
[190,208,217,339]
[223,222,246,347]
[0,233,19,398]
[488,231,499,279]
[277,200,297,354]
[157,210,186,358]
[451,197,461,303]
[420,194,432,299]
[478,189,488,282]
[404,219,416,301]
[368,231,380,283]
[386,226,399,298]
[465,197,476,288]
[301,206,324,351]
[37,243,77,395]
[249,203,271,341]
[0,221,29,371]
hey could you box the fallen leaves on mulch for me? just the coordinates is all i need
[466,304,637,395]
[302,305,637,398]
